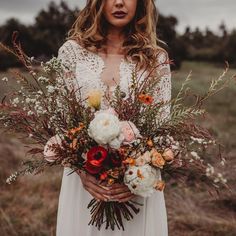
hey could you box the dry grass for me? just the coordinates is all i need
[0,61,236,235]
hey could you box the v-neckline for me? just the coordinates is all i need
[92,51,126,95]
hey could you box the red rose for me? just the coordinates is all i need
[85,146,108,174]
[85,162,103,174]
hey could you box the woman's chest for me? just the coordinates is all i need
[74,53,141,100]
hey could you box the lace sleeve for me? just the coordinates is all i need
[155,51,172,124]
[57,40,79,91]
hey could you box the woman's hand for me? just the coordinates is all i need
[109,183,137,203]
[77,170,113,202]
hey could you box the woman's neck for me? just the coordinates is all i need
[105,26,125,55]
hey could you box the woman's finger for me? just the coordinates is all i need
[117,194,136,203]
[109,185,130,195]
[87,181,112,196]
[112,191,134,200]
[86,187,109,201]
[86,173,100,184]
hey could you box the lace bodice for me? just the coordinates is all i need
[57,40,171,119]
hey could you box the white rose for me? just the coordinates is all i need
[88,112,122,149]
[124,164,161,198]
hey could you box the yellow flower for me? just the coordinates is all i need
[154,180,165,191]
[88,89,102,109]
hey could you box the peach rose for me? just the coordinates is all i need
[136,151,151,166]
[43,134,62,162]
[154,180,165,191]
[151,148,165,168]
[162,148,174,162]
[120,121,141,144]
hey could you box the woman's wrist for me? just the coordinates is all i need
[76,169,85,176]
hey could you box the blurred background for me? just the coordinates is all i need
[0,0,235,235]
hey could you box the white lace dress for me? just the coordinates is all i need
[56,40,171,236]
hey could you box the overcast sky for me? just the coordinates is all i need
[0,0,235,33]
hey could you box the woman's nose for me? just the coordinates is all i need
[114,0,124,7]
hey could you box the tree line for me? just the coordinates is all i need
[0,1,235,70]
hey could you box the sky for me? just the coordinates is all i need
[0,0,235,33]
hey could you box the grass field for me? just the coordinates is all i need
[0,61,236,236]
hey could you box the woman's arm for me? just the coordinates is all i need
[154,50,172,124]
[57,41,113,202]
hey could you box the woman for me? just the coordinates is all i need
[56,0,171,235]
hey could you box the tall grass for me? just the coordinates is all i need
[0,61,236,235]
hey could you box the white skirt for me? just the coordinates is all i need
[56,168,168,236]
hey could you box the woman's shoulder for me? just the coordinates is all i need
[156,48,169,64]
[58,39,84,57]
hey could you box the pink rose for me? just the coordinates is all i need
[43,134,62,162]
[120,121,141,144]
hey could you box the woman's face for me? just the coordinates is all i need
[103,0,138,29]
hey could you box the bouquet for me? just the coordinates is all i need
[0,36,235,230]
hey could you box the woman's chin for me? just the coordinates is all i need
[110,21,129,29]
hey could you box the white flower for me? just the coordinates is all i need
[12,97,20,106]
[190,151,201,160]
[88,112,123,149]
[38,76,49,83]
[6,172,18,184]
[46,85,55,93]
[27,110,34,116]
[124,164,161,198]
[206,164,215,176]
[220,158,226,166]
[2,77,8,82]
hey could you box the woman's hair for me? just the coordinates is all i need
[68,0,165,73]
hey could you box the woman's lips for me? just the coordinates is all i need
[112,13,127,18]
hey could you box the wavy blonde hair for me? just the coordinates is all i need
[68,0,165,73]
